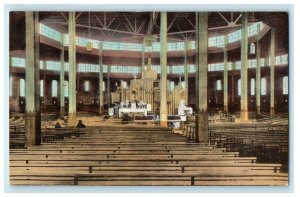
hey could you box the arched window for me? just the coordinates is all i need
[238,79,241,96]
[84,80,90,91]
[283,76,288,95]
[9,77,13,97]
[216,80,222,90]
[261,77,266,95]
[20,78,25,97]
[250,42,256,54]
[52,80,58,97]
[250,78,255,96]
[40,80,43,97]
[64,81,69,97]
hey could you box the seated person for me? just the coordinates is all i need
[77,120,86,128]
[55,122,61,128]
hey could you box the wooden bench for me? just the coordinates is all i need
[10,173,288,186]
[9,125,288,186]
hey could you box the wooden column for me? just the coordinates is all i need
[98,42,104,114]
[270,27,275,117]
[240,12,249,123]
[142,43,145,71]
[12,76,20,112]
[223,35,228,113]
[184,42,189,105]
[25,12,41,146]
[231,63,236,104]
[256,23,261,115]
[59,34,65,117]
[42,61,47,110]
[68,12,77,127]
[10,56,20,112]
[107,65,111,106]
[195,12,209,143]
[160,12,168,127]
[195,13,199,110]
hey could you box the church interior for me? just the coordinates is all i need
[8,11,289,186]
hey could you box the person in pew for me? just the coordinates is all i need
[77,120,86,128]
[54,122,61,128]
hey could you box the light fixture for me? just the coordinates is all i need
[86,12,93,52]
[86,41,93,52]
[143,35,157,68]
[143,35,157,47]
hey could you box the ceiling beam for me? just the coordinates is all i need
[75,12,83,20]
[147,12,158,35]
[185,17,195,29]
[134,16,137,32]
[43,21,144,36]
[104,12,107,27]
[154,23,160,33]
[94,13,104,28]
[218,12,230,24]
[235,14,242,24]
[125,23,134,33]
[60,13,68,22]
[124,14,135,32]
[107,14,118,29]
[187,32,194,41]
[167,14,178,32]
[176,24,186,40]
[137,20,146,33]
[77,23,144,36]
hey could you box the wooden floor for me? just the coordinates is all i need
[9,125,288,186]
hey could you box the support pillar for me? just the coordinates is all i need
[195,13,199,110]
[42,61,47,110]
[11,76,20,113]
[184,42,189,105]
[25,12,41,146]
[223,35,228,113]
[231,62,236,105]
[160,12,168,127]
[195,12,209,143]
[68,12,77,127]
[107,65,111,106]
[59,34,65,117]
[142,43,145,71]
[256,23,261,115]
[98,42,104,114]
[10,56,20,112]
[240,12,249,123]
[270,27,275,117]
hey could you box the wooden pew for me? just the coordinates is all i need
[10,125,288,186]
